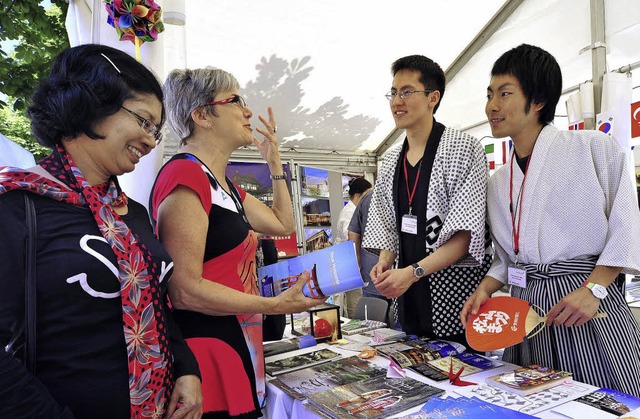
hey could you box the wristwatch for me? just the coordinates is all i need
[412,263,426,279]
[581,281,608,299]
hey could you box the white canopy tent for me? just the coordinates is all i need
[66,0,640,198]
[436,0,640,173]
[0,132,36,168]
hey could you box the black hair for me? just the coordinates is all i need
[348,178,372,198]
[27,44,164,148]
[391,55,445,113]
[491,44,562,125]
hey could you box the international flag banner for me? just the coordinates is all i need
[632,101,640,139]
[501,140,511,164]
[272,233,299,257]
[596,113,615,139]
[485,143,495,170]
[569,120,585,131]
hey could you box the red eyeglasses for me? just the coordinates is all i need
[202,94,247,109]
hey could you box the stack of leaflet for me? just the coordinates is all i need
[364,327,406,344]
[341,319,388,336]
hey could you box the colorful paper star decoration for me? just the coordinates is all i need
[104,0,165,60]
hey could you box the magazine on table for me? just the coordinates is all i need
[265,348,342,377]
[269,356,387,400]
[306,374,445,419]
[376,338,503,382]
[258,240,364,298]
[485,364,573,396]
[551,387,640,418]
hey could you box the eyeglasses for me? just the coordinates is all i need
[203,94,248,109]
[385,89,432,101]
[121,106,162,145]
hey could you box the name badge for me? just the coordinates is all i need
[401,214,418,234]
[508,266,527,288]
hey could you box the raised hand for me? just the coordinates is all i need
[254,107,280,165]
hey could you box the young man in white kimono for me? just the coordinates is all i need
[364,55,492,347]
[461,44,640,396]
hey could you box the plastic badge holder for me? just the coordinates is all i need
[298,334,317,349]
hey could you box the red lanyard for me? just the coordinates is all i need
[403,150,422,214]
[509,151,531,258]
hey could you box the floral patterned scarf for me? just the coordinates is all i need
[0,145,173,417]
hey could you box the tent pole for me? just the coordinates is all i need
[91,0,101,43]
[289,160,306,255]
[588,0,606,129]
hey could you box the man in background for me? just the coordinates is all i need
[334,177,371,317]
[348,187,388,302]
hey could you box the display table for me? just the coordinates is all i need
[262,341,598,419]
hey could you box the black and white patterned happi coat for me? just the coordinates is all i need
[363,126,493,337]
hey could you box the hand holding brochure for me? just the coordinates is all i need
[258,241,365,298]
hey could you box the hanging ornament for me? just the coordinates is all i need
[104,0,165,61]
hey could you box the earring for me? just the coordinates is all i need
[207,124,212,129]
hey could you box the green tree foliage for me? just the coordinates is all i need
[0,0,69,159]
[0,105,50,159]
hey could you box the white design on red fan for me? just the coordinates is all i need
[472,310,510,334]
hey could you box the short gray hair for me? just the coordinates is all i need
[163,67,240,145]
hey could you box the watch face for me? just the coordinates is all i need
[414,265,425,278]
[591,284,608,299]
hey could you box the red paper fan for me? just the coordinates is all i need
[465,296,606,351]
[465,296,547,352]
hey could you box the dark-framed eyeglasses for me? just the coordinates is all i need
[121,106,162,145]
[203,94,248,109]
[385,89,432,101]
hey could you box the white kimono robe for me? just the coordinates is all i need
[487,124,640,396]
[364,125,492,338]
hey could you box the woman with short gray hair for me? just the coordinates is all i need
[151,67,323,418]
[163,67,239,143]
